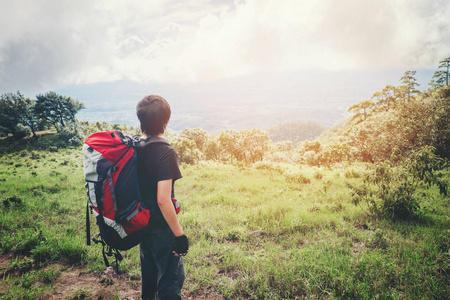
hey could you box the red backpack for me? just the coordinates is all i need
[83,130,180,265]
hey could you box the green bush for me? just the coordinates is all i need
[19,150,29,157]
[350,146,448,220]
[68,135,83,146]
[15,123,31,139]
[285,170,311,184]
[58,123,83,146]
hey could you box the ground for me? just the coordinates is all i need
[0,254,224,299]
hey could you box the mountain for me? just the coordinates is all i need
[268,121,326,145]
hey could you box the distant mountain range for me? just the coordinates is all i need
[68,69,434,134]
[268,121,326,145]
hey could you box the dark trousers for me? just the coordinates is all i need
[140,228,185,300]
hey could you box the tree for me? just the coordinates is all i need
[204,136,220,161]
[429,57,450,87]
[427,86,450,159]
[218,130,244,162]
[15,93,38,137]
[0,91,37,137]
[301,140,322,153]
[273,141,294,152]
[35,91,85,132]
[0,93,19,136]
[372,85,397,111]
[318,142,352,166]
[348,100,375,121]
[181,128,208,152]
[170,134,201,164]
[399,70,420,103]
[241,128,270,162]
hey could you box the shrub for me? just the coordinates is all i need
[49,146,58,153]
[350,146,448,220]
[344,169,362,178]
[19,150,29,157]
[285,171,311,184]
[58,123,84,146]
[30,151,41,159]
[314,172,323,180]
[68,135,83,146]
[253,161,284,173]
[2,196,23,208]
[0,125,11,137]
[304,151,319,166]
[15,123,31,139]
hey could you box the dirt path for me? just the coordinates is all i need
[38,265,141,300]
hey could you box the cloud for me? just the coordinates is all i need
[122,0,450,83]
[0,0,120,93]
[1,0,449,92]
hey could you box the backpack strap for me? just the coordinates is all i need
[86,199,91,246]
[92,235,123,268]
[137,136,171,150]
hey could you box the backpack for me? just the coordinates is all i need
[82,130,180,266]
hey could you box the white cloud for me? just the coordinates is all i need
[0,0,449,91]
[125,0,450,83]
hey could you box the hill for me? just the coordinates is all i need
[0,147,448,299]
[268,121,326,145]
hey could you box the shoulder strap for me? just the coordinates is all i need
[137,136,171,150]
[116,132,170,149]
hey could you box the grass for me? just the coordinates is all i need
[0,147,449,299]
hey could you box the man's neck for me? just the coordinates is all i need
[142,133,163,139]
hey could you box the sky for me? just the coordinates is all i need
[1,0,449,131]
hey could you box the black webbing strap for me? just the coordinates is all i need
[103,244,111,267]
[86,199,91,246]
[92,235,123,268]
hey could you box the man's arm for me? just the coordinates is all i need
[157,179,184,237]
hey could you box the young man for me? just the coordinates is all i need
[136,95,188,300]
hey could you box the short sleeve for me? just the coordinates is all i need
[156,147,182,182]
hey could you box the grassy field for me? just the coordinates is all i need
[0,147,449,299]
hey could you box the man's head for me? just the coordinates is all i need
[136,95,171,136]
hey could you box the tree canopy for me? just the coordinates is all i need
[0,91,85,139]
[35,91,85,133]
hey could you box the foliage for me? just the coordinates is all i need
[171,134,202,164]
[0,94,17,136]
[317,142,353,167]
[348,99,375,122]
[35,91,85,133]
[180,128,208,152]
[350,146,449,220]
[14,123,31,139]
[204,135,220,161]
[218,129,269,163]
[426,86,450,159]
[0,90,86,145]
[327,79,450,164]
[398,70,421,102]
[371,85,397,112]
[429,57,450,87]
[0,91,38,138]
[58,122,84,146]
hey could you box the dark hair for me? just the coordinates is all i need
[136,95,171,136]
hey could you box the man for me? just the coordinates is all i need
[136,95,188,300]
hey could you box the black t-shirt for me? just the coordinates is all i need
[137,137,182,229]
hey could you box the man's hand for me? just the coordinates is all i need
[173,235,189,257]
